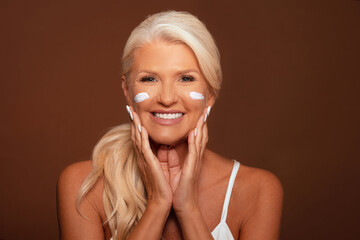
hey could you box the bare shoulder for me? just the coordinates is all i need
[58,160,93,188]
[233,164,283,239]
[204,151,283,199]
[203,152,283,239]
[234,165,283,212]
[57,160,104,203]
[238,165,283,196]
[57,161,107,239]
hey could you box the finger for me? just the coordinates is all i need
[185,129,197,172]
[140,127,157,165]
[168,148,181,174]
[204,106,211,123]
[130,120,136,145]
[194,108,207,153]
[126,105,133,121]
[168,148,181,191]
[130,106,142,151]
[157,145,168,163]
[196,123,208,173]
[141,127,171,189]
[201,123,209,157]
[157,145,169,178]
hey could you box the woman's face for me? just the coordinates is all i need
[123,41,214,146]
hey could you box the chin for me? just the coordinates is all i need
[148,131,187,147]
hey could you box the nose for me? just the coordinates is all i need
[158,80,178,107]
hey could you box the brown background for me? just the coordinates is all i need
[1,0,359,239]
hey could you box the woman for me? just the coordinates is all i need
[57,11,283,240]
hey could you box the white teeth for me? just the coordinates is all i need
[154,113,183,119]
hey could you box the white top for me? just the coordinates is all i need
[211,160,240,240]
[111,160,240,240]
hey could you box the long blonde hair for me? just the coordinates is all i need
[77,11,222,240]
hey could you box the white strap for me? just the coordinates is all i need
[220,160,240,222]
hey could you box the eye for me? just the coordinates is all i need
[180,75,195,82]
[140,76,156,82]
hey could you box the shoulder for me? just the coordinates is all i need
[57,160,104,201]
[235,165,283,206]
[238,165,283,195]
[57,160,93,204]
[57,161,107,238]
[57,160,105,211]
[57,160,94,197]
[233,164,283,226]
[58,160,93,186]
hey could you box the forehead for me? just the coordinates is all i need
[131,41,201,74]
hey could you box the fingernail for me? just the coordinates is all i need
[138,124,142,133]
[207,106,211,116]
[126,105,133,120]
[194,128,197,136]
[204,106,211,123]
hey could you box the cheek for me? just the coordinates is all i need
[181,90,207,116]
[129,87,156,118]
[134,92,149,103]
[189,91,205,100]
[130,83,159,105]
[185,90,207,110]
[130,85,154,105]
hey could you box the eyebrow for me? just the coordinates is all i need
[177,69,201,75]
[135,69,202,76]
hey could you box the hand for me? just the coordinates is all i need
[128,106,173,210]
[169,108,209,213]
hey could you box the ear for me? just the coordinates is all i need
[122,75,132,105]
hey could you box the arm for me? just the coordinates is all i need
[171,108,214,240]
[126,107,173,240]
[127,203,170,240]
[239,171,283,240]
[176,206,214,240]
[57,108,173,240]
[57,161,105,240]
[57,159,171,240]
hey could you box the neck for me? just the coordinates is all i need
[151,139,189,168]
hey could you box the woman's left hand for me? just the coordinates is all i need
[169,108,209,213]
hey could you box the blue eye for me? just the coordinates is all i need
[181,75,194,82]
[140,76,156,82]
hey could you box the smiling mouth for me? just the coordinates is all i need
[152,112,184,120]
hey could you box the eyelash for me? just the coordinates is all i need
[139,75,195,82]
[140,76,156,82]
[180,75,195,82]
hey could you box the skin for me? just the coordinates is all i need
[57,41,283,240]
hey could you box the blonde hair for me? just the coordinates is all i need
[122,11,222,97]
[78,11,222,240]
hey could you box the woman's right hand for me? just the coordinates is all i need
[128,106,173,211]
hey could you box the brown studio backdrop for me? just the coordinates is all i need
[1,0,359,239]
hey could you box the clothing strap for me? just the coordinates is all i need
[220,160,240,222]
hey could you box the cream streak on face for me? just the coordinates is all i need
[134,92,150,103]
[189,91,204,100]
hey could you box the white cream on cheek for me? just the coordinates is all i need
[189,91,204,100]
[134,92,150,103]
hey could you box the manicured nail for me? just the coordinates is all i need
[204,106,211,122]
[138,124,141,133]
[207,106,211,116]
[194,128,197,136]
[126,105,133,120]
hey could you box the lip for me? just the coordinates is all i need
[149,110,185,126]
